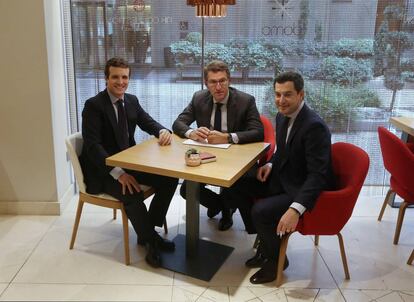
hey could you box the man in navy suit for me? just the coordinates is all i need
[80,57,178,268]
[225,72,335,284]
[173,60,263,232]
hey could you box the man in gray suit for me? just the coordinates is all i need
[173,60,264,231]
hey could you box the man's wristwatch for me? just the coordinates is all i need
[227,134,234,144]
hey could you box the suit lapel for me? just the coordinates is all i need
[226,89,236,132]
[203,94,214,128]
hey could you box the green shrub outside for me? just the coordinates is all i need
[310,56,372,85]
[330,38,374,59]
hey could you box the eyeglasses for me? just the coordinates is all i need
[207,78,228,87]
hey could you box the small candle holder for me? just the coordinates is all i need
[185,148,201,167]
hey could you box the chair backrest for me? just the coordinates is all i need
[298,142,370,235]
[259,115,276,165]
[378,126,414,189]
[65,132,87,193]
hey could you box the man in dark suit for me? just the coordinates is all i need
[80,57,178,268]
[225,71,335,284]
[172,60,264,231]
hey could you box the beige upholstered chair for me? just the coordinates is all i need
[65,132,167,265]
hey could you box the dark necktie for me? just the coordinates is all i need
[116,99,129,150]
[214,103,223,132]
[278,116,291,155]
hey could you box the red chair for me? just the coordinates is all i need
[275,142,369,287]
[377,126,414,245]
[259,115,276,166]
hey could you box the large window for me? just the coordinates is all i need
[66,0,414,185]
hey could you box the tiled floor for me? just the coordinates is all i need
[0,186,413,301]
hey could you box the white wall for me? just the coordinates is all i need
[0,0,73,214]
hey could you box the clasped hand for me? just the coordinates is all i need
[158,129,172,146]
[189,127,228,144]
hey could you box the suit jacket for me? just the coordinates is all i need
[79,89,166,194]
[172,87,264,144]
[269,103,335,210]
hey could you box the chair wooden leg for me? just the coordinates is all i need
[407,249,414,265]
[378,189,393,221]
[113,209,117,220]
[253,235,260,249]
[276,233,292,287]
[120,206,130,265]
[337,233,350,280]
[314,235,319,246]
[70,199,84,249]
[163,218,168,234]
[394,201,409,245]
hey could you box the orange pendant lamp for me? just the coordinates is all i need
[187,0,236,17]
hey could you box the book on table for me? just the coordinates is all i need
[200,151,216,164]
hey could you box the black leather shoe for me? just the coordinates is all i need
[218,208,235,231]
[245,251,267,268]
[154,234,175,252]
[249,267,276,284]
[145,243,161,268]
[138,234,175,252]
[207,207,221,219]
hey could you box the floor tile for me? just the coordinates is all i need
[12,213,174,285]
[0,215,56,282]
[319,216,414,290]
[199,287,229,301]
[257,288,287,301]
[314,289,345,301]
[376,291,406,302]
[0,284,173,301]
[0,284,8,297]
[284,288,318,301]
[3,186,414,301]
[341,289,393,301]
[228,287,257,302]
[171,285,205,302]
[400,291,414,302]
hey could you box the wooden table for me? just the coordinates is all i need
[390,116,414,142]
[388,117,414,207]
[106,135,268,281]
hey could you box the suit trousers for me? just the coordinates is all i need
[103,171,178,242]
[251,193,292,261]
[222,167,289,236]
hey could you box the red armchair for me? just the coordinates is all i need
[259,115,276,166]
[275,142,369,287]
[377,126,414,245]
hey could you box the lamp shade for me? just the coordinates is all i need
[187,0,236,17]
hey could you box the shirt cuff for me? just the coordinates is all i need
[290,202,306,216]
[159,129,169,135]
[185,129,193,139]
[110,167,125,180]
[231,133,239,144]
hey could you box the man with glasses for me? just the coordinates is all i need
[173,60,264,232]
